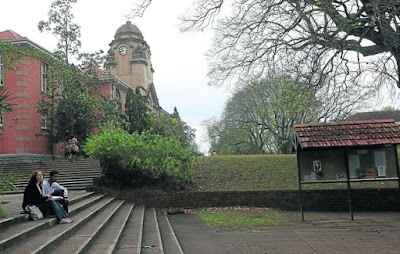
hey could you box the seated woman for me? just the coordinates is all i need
[22,171,72,224]
[22,171,49,217]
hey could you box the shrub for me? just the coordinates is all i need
[84,129,196,190]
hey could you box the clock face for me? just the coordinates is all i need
[118,46,128,56]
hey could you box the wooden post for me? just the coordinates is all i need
[344,149,354,221]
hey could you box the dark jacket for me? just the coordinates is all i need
[22,183,48,213]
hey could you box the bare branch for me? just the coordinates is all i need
[127,0,152,19]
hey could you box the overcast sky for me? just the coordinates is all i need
[0,0,231,154]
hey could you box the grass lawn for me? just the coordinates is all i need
[194,207,281,232]
[193,154,399,191]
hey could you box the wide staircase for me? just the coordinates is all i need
[0,192,185,253]
[1,159,102,193]
[0,157,237,253]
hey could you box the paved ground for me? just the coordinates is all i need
[218,211,400,254]
[2,193,400,254]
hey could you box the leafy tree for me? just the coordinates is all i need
[125,87,150,134]
[149,109,197,151]
[206,76,369,154]
[38,0,81,64]
[132,0,400,91]
[205,117,252,155]
[37,0,117,148]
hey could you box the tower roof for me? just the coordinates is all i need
[115,21,143,39]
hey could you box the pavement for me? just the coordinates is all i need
[2,192,400,254]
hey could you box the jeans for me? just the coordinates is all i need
[49,200,69,221]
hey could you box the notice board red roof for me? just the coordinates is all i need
[294,119,400,149]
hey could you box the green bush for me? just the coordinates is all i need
[84,129,196,190]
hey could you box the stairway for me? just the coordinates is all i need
[0,192,184,254]
[1,159,102,193]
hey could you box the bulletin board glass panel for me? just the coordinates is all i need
[347,147,398,179]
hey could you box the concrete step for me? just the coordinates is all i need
[114,205,145,254]
[0,191,95,229]
[84,203,135,254]
[3,197,115,253]
[48,200,125,254]
[141,208,163,254]
[0,192,188,254]
[2,158,102,193]
[0,193,105,253]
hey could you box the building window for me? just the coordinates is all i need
[41,115,47,129]
[0,114,3,127]
[41,62,48,92]
[0,55,3,86]
[113,88,121,99]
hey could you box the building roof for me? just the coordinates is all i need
[0,30,51,54]
[115,21,143,39]
[0,30,24,40]
[294,119,400,149]
[347,111,400,122]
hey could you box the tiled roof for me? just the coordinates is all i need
[294,119,400,149]
[0,30,24,40]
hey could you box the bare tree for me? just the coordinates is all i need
[131,0,400,90]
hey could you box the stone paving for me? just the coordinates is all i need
[218,211,400,254]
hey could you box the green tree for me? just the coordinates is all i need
[38,0,81,64]
[149,109,197,151]
[36,0,117,148]
[205,117,251,155]
[206,76,368,154]
[125,87,150,134]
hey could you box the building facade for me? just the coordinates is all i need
[0,22,160,155]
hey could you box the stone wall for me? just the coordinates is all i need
[87,186,400,211]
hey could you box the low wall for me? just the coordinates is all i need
[87,186,400,211]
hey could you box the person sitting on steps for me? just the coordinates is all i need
[23,170,72,224]
[42,170,69,213]
[22,171,50,217]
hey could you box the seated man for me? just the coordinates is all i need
[42,170,69,213]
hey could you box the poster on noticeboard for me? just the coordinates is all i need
[313,160,322,172]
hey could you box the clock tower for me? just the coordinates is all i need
[107,21,159,111]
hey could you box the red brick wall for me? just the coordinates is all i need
[0,56,51,154]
